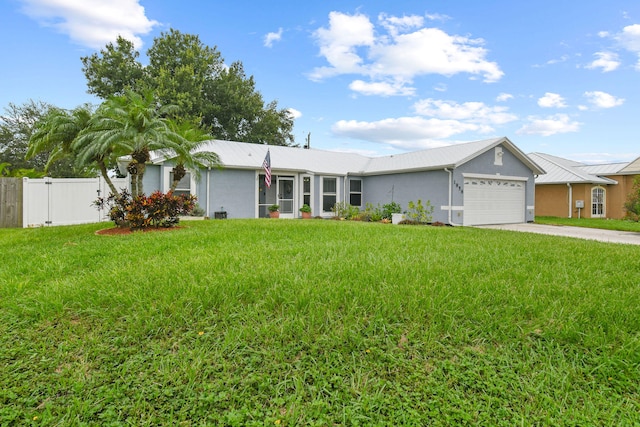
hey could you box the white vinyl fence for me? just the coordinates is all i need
[22,177,129,228]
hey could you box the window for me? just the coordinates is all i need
[164,166,195,197]
[170,171,192,197]
[591,187,605,217]
[349,179,362,207]
[302,176,311,206]
[322,177,337,212]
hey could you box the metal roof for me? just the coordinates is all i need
[619,156,640,174]
[577,162,628,175]
[529,153,618,185]
[151,137,545,176]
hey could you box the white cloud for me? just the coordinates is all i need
[264,28,283,48]
[617,24,640,52]
[310,11,503,89]
[586,51,620,72]
[538,92,567,108]
[425,12,451,22]
[19,0,158,49]
[378,13,424,37]
[516,114,581,136]
[583,91,625,108]
[309,11,375,80]
[434,83,448,92]
[287,108,302,119]
[599,24,640,70]
[496,93,513,102]
[349,79,415,97]
[413,99,517,125]
[332,116,483,149]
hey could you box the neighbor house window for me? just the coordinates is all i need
[322,177,337,212]
[349,179,362,207]
[591,187,605,217]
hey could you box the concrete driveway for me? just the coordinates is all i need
[476,223,640,245]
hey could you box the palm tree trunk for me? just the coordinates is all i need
[136,163,146,196]
[97,160,119,196]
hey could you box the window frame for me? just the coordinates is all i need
[349,178,362,207]
[591,186,605,218]
[321,176,338,214]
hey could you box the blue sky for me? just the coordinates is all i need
[1,0,639,163]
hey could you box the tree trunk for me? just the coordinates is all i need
[136,162,146,197]
[170,164,186,192]
[97,160,119,196]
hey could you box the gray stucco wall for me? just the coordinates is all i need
[455,144,536,223]
[363,170,450,223]
[206,168,256,218]
[141,165,161,196]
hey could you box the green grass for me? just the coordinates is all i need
[536,216,640,232]
[1,219,639,426]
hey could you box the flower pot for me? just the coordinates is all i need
[269,211,280,218]
[301,211,312,219]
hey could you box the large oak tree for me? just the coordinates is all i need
[81,29,295,146]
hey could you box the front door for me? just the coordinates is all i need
[278,177,295,218]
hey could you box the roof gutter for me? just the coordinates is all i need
[445,168,462,226]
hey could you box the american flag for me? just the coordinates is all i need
[262,149,271,188]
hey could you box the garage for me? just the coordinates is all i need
[463,176,526,225]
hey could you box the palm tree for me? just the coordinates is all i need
[26,105,120,194]
[166,120,220,191]
[74,90,182,197]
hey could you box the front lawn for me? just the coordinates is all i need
[536,215,640,232]
[1,220,639,425]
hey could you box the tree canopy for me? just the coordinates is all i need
[0,100,89,177]
[81,29,295,146]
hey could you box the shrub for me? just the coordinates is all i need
[381,202,402,220]
[363,203,384,222]
[94,189,197,229]
[332,201,360,220]
[406,199,434,224]
[624,176,640,222]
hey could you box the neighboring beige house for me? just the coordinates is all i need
[529,153,640,219]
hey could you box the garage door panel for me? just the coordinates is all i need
[463,178,525,226]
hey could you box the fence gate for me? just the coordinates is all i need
[22,177,128,227]
[0,178,23,228]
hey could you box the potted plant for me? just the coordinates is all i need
[299,204,312,219]
[268,204,280,218]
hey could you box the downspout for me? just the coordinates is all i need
[445,168,462,226]
[206,167,211,218]
[344,173,349,205]
[567,183,572,219]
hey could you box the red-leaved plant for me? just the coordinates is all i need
[94,189,197,229]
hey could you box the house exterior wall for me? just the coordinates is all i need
[207,168,256,218]
[142,165,161,196]
[362,170,450,223]
[605,174,636,219]
[535,183,626,219]
[456,144,537,223]
[535,184,570,217]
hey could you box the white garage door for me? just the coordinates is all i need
[463,177,525,226]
